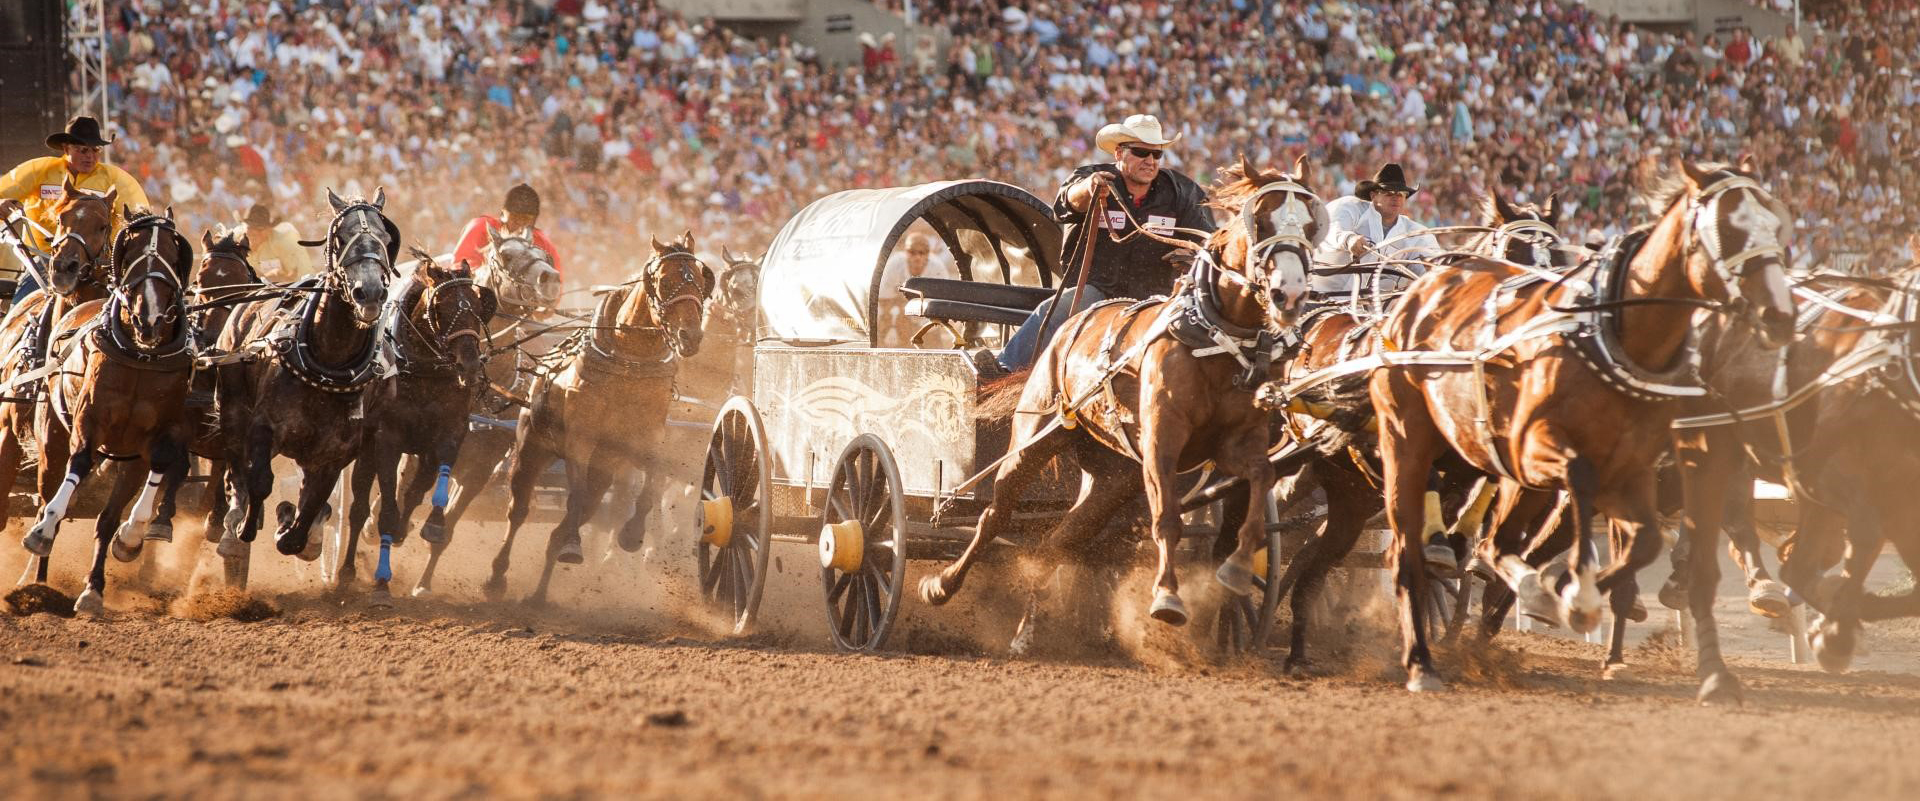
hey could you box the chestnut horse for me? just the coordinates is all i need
[3,181,118,586]
[919,157,1324,634]
[213,189,397,582]
[483,232,711,604]
[1371,161,1795,692]
[18,209,195,613]
[1247,191,1571,670]
[345,251,495,602]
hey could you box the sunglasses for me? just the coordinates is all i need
[1122,145,1164,160]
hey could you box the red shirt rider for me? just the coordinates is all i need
[452,183,562,274]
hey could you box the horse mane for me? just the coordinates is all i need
[1208,160,1296,214]
[208,227,249,254]
[1636,160,1738,214]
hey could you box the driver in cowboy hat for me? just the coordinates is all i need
[238,202,313,284]
[1311,162,1439,294]
[451,182,563,277]
[994,114,1213,372]
[0,116,152,301]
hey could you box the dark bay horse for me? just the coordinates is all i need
[212,189,396,582]
[3,181,118,587]
[1248,191,1570,671]
[920,157,1323,636]
[345,251,495,602]
[1370,161,1796,692]
[17,209,195,613]
[483,232,711,603]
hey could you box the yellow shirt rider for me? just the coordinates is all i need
[240,203,313,284]
[0,116,151,299]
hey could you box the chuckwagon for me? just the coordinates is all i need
[687,180,1284,653]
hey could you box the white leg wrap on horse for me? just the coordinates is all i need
[1563,565,1603,633]
[117,471,165,547]
[40,474,80,529]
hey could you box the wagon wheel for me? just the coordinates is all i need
[818,435,908,652]
[1214,516,1283,657]
[695,398,773,635]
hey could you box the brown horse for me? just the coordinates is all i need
[483,232,712,604]
[344,251,494,602]
[1249,190,1570,670]
[919,157,1324,633]
[146,229,262,548]
[213,189,397,581]
[17,208,195,614]
[1370,161,1796,692]
[3,181,118,586]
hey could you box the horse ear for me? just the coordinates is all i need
[327,187,347,212]
[102,187,118,212]
[1238,152,1255,181]
[1737,152,1758,173]
[1291,153,1312,186]
[476,284,500,323]
[487,225,505,249]
[722,245,735,264]
[202,229,215,248]
[371,185,387,210]
[1679,159,1711,187]
[1542,193,1561,226]
[650,234,666,253]
[165,205,174,220]
[680,230,695,252]
[62,175,79,197]
[1492,192,1520,224]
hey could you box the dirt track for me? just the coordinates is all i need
[6,419,1920,798]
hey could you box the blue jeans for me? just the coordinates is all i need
[998,285,1109,371]
[11,269,38,304]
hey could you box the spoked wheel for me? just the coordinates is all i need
[695,398,773,635]
[1215,529,1283,657]
[818,435,908,652]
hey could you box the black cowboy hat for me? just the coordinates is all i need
[46,116,114,150]
[1355,162,1418,200]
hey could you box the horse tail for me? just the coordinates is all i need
[972,370,1033,422]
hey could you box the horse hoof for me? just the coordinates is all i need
[918,575,953,606]
[410,584,433,599]
[273,529,306,557]
[275,501,296,527]
[1009,618,1037,657]
[1602,661,1633,681]
[1811,622,1855,674]
[110,534,143,564]
[1423,543,1460,578]
[1748,580,1791,619]
[21,526,55,558]
[203,521,224,543]
[1657,577,1688,611]
[216,535,248,560]
[73,588,105,617]
[368,588,394,609]
[115,519,146,548]
[144,522,173,543]
[482,576,508,602]
[1405,671,1448,693]
[1283,657,1312,677]
[1148,592,1189,626]
[1626,597,1649,623]
[297,530,324,562]
[1560,572,1603,634]
[222,506,246,538]
[555,539,584,565]
[1214,557,1255,597]
[1515,573,1560,628]
[1697,671,1745,706]
[419,520,447,546]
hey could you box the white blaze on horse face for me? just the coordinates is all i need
[1262,196,1314,307]
[141,277,164,328]
[1725,191,1793,317]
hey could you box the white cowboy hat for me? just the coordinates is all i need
[1094,114,1182,154]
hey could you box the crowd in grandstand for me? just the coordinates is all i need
[95,0,1915,285]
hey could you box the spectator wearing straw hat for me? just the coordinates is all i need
[240,202,312,284]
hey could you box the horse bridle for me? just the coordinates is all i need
[1232,180,1325,315]
[49,197,115,278]
[1491,218,1561,269]
[413,276,490,363]
[486,236,555,306]
[103,217,191,354]
[644,249,709,327]
[317,203,395,327]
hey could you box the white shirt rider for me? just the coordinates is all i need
[1312,168,1440,294]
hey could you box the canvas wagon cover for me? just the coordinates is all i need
[757,180,1063,346]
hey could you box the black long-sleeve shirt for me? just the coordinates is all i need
[1052,164,1215,299]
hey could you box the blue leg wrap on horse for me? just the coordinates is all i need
[432,464,452,509]
[375,534,394,582]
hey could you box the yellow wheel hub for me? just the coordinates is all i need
[1251,547,1269,579]
[819,520,864,572]
[699,497,734,547]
